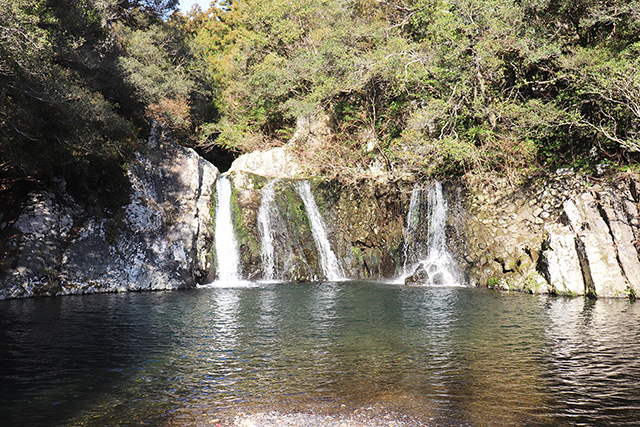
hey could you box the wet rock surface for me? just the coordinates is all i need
[404,263,427,285]
[230,171,322,282]
[3,119,640,299]
[229,171,409,281]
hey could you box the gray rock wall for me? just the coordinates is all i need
[462,171,640,298]
[3,121,640,300]
[0,124,218,299]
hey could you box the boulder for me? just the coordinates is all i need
[405,263,427,285]
[228,112,332,180]
[229,146,304,179]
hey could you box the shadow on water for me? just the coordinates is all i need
[1,283,640,426]
[0,291,194,425]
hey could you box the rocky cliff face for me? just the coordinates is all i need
[3,121,640,299]
[461,170,640,298]
[0,125,218,299]
[230,172,322,281]
[229,170,409,281]
[226,145,640,299]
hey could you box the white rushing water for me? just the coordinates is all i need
[257,181,277,281]
[214,176,241,282]
[402,184,422,273]
[403,181,459,285]
[295,181,344,281]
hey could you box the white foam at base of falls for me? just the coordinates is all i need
[422,181,458,285]
[295,181,345,281]
[401,181,459,286]
[214,176,241,282]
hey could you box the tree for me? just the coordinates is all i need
[0,0,209,209]
[124,0,179,18]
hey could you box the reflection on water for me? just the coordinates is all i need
[1,283,640,426]
[544,297,640,425]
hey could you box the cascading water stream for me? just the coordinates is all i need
[214,176,241,282]
[403,181,459,285]
[257,181,277,281]
[402,184,422,273]
[295,181,344,281]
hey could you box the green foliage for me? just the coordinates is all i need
[116,16,198,136]
[0,0,213,209]
[623,286,637,301]
[4,0,640,204]
[487,277,499,289]
[0,0,139,207]
[188,0,392,151]
[186,0,640,178]
[131,0,179,18]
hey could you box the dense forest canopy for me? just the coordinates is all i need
[1,0,639,208]
[187,0,640,178]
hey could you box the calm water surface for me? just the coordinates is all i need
[1,282,640,426]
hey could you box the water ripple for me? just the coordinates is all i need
[0,284,639,426]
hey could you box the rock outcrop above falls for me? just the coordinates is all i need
[0,125,217,299]
[228,113,332,180]
[229,146,304,179]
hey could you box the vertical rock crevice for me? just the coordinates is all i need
[574,236,596,297]
[594,192,630,287]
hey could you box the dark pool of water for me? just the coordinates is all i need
[1,282,640,426]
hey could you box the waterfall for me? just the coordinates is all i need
[295,181,344,281]
[257,181,277,281]
[402,184,422,273]
[403,181,459,285]
[214,176,241,282]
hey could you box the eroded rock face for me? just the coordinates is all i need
[312,178,408,279]
[228,113,334,180]
[462,170,640,298]
[3,127,640,300]
[542,187,640,298]
[228,169,640,298]
[228,112,333,180]
[226,172,472,284]
[230,172,322,281]
[229,146,304,179]
[0,124,218,299]
[229,171,409,281]
[540,227,585,296]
